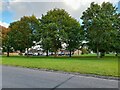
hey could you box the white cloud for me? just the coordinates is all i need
[2,0,119,23]
[0,21,9,28]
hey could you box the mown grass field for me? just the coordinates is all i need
[1,55,120,77]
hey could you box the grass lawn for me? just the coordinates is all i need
[1,56,120,77]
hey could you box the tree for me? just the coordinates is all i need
[40,8,82,57]
[110,13,120,56]
[81,2,119,58]
[8,15,40,56]
[1,25,12,56]
[40,8,70,56]
[63,18,82,57]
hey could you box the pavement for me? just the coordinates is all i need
[2,66,119,88]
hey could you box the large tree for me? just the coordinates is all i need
[7,15,40,56]
[81,2,119,58]
[40,8,82,57]
[40,9,69,56]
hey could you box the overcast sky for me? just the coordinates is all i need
[0,0,120,27]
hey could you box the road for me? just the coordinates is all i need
[2,66,119,88]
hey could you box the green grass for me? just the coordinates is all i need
[74,53,116,56]
[2,56,120,77]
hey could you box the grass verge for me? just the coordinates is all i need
[2,56,120,77]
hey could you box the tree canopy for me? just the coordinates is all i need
[40,8,82,57]
[4,15,40,56]
[2,2,119,58]
[81,2,120,58]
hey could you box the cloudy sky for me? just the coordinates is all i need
[0,0,120,28]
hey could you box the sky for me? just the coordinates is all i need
[0,0,120,28]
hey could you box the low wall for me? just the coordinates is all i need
[3,52,19,56]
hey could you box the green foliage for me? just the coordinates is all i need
[81,2,119,57]
[81,48,89,54]
[3,4,119,57]
[63,18,83,56]
[2,29,14,55]
[40,8,82,57]
[40,9,70,56]
[41,22,62,55]
[5,15,40,55]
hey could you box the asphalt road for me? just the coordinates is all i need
[2,66,119,88]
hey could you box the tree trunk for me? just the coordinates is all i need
[26,40,29,57]
[54,51,57,57]
[7,47,9,57]
[78,50,79,55]
[97,47,100,58]
[69,50,72,57]
[100,52,103,58]
[26,48,29,57]
[46,50,49,56]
